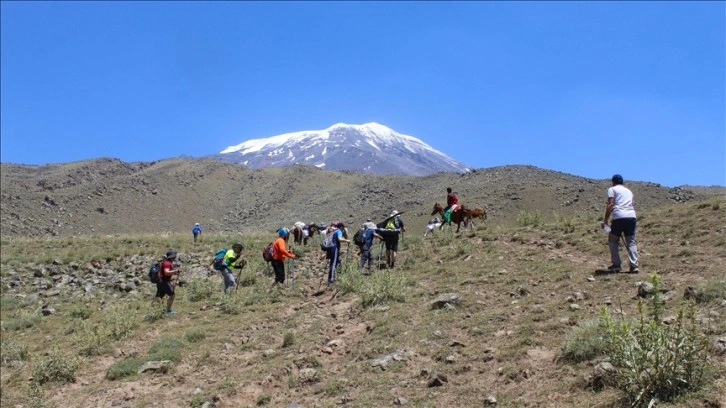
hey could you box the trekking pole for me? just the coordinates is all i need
[344,243,350,272]
[290,258,295,289]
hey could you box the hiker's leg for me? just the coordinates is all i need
[166,294,174,311]
[608,233,622,267]
[622,218,638,268]
[222,268,235,292]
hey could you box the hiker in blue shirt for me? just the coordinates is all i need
[192,223,202,243]
[358,222,382,273]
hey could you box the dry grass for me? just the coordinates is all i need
[1,197,725,407]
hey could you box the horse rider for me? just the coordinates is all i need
[443,187,459,224]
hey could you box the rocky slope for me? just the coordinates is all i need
[1,157,722,238]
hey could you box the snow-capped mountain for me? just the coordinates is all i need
[214,123,470,176]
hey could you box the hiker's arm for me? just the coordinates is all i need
[603,197,615,224]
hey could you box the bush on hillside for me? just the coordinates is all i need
[601,273,709,406]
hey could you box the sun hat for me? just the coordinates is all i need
[390,210,398,217]
[195,223,199,226]
[278,228,289,237]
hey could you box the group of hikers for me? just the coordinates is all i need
[152,175,639,315]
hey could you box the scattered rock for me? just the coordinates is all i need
[370,349,413,370]
[637,282,655,298]
[714,337,726,355]
[431,293,460,309]
[137,360,172,374]
[484,395,497,406]
[41,304,56,316]
[589,361,616,390]
[427,373,448,387]
[394,396,409,405]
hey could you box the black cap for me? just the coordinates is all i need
[612,174,624,184]
[165,249,177,258]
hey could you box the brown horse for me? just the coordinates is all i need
[432,202,469,233]
[465,207,487,228]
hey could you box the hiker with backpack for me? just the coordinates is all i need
[324,222,350,284]
[150,249,182,315]
[270,228,296,290]
[382,211,405,268]
[192,223,202,243]
[211,243,245,293]
[357,222,383,273]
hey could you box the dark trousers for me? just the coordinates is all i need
[271,259,285,283]
[327,247,340,282]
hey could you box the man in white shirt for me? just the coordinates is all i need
[602,174,639,273]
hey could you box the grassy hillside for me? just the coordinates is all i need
[1,196,725,407]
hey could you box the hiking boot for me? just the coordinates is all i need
[606,264,621,273]
[165,310,177,315]
[628,266,639,274]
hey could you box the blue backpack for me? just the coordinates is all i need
[148,261,162,283]
[212,248,227,270]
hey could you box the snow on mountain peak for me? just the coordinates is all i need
[217,122,471,176]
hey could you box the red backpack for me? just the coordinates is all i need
[262,242,274,262]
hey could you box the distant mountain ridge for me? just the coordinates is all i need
[212,122,471,176]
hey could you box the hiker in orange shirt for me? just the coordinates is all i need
[271,228,296,290]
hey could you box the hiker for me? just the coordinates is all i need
[192,223,202,243]
[214,243,245,293]
[151,249,181,315]
[271,228,296,289]
[326,223,350,284]
[383,211,405,268]
[443,187,459,224]
[358,222,383,272]
[602,174,640,273]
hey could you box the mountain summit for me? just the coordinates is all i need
[215,122,470,176]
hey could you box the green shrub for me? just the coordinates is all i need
[517,210,542,227]
[338,271,407,308]
[185,278,219,302]
[1,310,40,331]
[73,320,108,357]
[601,273,709,406]
[256,393,271,406]
[105,357,144,380]
[282,332,295,348]
[220,293,244,315]
[0,295,26,311]
[1,339,29,367]
[103,304,138,341]
[559,319,608,364]
[148,337,184,362]
[184,327,207,343]
[238,270,257,287]
[691,279,726,304]
[32,349,79,385]
[553,213,576,233]
[69,305,93,320]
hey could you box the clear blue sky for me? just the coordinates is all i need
[2,1,724,187]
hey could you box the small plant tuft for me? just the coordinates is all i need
[32,349,79,385]
[282,332,295,348]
